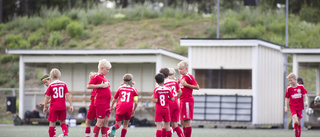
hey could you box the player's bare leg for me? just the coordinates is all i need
[93,118,104,137]
[85,119,92,137]
[164,122,172,137]
[156,122,163,137]
[182,120,192,137]
[172,121,184,137]
[120,120,130,137]
[111,121,121,137]
[101,116,110,137]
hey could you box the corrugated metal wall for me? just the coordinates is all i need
[256,45,284,125]
[191,46,252,69]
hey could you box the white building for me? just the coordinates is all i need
[180,39,285,126]
[6,49,187,120]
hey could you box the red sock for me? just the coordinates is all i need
[294,124,298,137]
[298,124,301,137]
[101,127,109,137]
[175,127,184,137]
[48,126,55,137]
[114,124,120,129]
[183,127,187,137]
[121,129,127,137]
[166,131,172,137]
[156,130,162,137]
[185,127,192,137]
[85,127,91,137]
[171,126,175,133]
[93,125,101,137]
[162,128,166,137]
[61,123,68,136]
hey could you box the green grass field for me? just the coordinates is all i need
[0,125,319,137]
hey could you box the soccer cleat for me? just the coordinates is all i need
[110,126,117,137]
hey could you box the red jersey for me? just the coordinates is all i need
[164,79,180,109]
[179,73,198,102]
[153,86,174,111]
[285,84,307,110]
[45,80,69,110]
[114,85,138,115]
[88,73,111,105]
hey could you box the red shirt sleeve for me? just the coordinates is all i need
[133,88,138,96]
[64,84,69,94]
[175,82,180,90]
[285,88,290,98]
[168,90,174,99]
[114,88,120,99]
[45,85,52,96]
[187,74,198,86]
[153,88,158,99]
[88,76,97,84]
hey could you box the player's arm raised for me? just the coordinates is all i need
[65,93,74,113]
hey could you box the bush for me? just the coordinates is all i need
[268,22,286,36]
[221,18,241,34]
[299,5,320,23]
[28,31,44,45]
[66,22,84,38]
[117,37,126,47]
[0,54,19,64]
[204,26,217,38]
[68,39,78,48]
[27,17,44,31]
[5,34,30,49]
[48,31,63,48]
[46,16,71,32]
[238,24,266,38]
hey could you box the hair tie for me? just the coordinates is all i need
[41,77,50,81]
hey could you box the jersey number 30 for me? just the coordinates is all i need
[53,87,64,99]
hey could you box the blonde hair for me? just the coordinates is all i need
[89,72,97,79]
[121,73,135,87]
[168,68,176,80]
[178,61,188,68]
[50,68,61,80]
[287,73,297,80]
[98,59,112,69]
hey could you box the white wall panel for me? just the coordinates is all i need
[72,64,86,91]
[191,46,252,69]
[256,45,284,125]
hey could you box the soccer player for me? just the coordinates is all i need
[85,72,98,137]
[110,73,139,137]
[284,73,308,137]
[43,68,74,137]
[153,73,175,137]
[39,74,51,107]
[87,59,112,137]
[160,68,183,137]
[178,61,199,137]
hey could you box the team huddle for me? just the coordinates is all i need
[41,59,199,137]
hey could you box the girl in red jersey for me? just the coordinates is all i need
[178,61,199,137]
[154,73,175,137]
[85,72,98,137]
[87,59,112,137]
[43,69,74,137]
[110,73,139,137]
[284,73,308,137]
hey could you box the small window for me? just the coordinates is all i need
[195,69,252,89]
